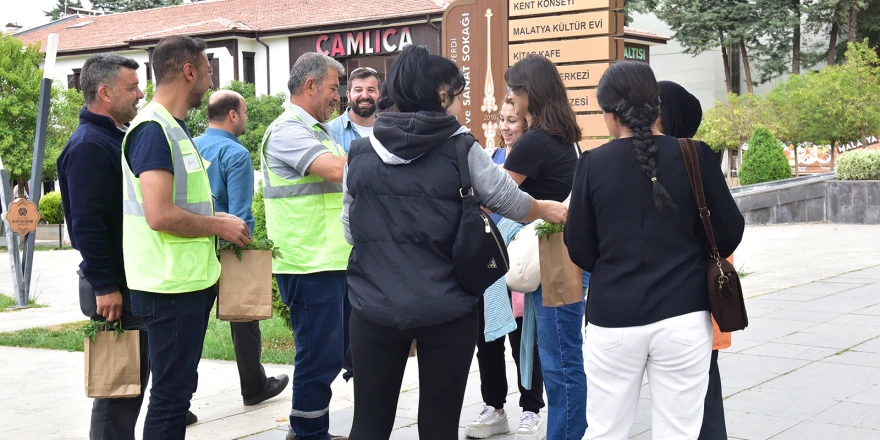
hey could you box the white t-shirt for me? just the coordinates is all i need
[351,121,373,138]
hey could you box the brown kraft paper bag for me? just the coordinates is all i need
[217,249,273,321]
[84,329,141,398]
[539,233,583,307]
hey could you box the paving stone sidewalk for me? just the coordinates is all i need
[2,224,880,439]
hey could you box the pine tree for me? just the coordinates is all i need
[44,0,84,20]
[739,127,792,185]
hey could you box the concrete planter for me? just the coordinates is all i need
[36,224,64,241]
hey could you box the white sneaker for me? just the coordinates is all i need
[514,411,545,440]
[465,405,510,438]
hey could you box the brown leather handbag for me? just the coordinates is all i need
[679,139,748,332]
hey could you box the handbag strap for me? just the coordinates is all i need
[678,138,721,260]
[455,135,473,198]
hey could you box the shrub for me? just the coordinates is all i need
[836,149,880,180]
[39,191,64,224]
[252,184,290,328]
[738,126,792,186]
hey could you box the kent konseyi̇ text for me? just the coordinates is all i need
[512,18,604,36]
[512,0,576,11]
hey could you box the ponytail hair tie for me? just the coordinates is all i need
[651,177,658,182]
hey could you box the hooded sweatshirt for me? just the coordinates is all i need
[343,112,531,330]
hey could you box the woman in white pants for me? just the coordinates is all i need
[564,61,745,439]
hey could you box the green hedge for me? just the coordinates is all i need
[836,149,880,180]
[739,126,792,186]
[39,191,64,224]
[252,185,291,329]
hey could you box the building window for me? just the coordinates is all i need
[68,68,82,90]
[145,61,152,82]
[207,53,220,89]
[243,52,255,85]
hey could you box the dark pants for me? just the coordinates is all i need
[131,287,216,440]
[349,307,479,440]
[698,350,728,440]
[277,271,350,440]
[476,297,544,413]
[230,321,267,399]
[89,292,150,440]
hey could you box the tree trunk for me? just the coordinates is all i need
[793,145,800,177]
[721,41,733,94]
[739,40,754,94]
[861,127,869,148]
[792,0,801,74]
[848,4,858,43]
[828,20,840,65]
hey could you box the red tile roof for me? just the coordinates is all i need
[14,1,667,55]
[15,0,451,53]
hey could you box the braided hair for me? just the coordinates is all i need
[597,61,677,213]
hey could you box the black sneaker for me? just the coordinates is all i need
[185,410,198,426]
[243,374,290,406]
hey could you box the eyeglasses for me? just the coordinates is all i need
[349,66,378,81]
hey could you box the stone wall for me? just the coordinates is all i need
[734,179,828,224]
[827,181,880,224]
[734,175,880,225]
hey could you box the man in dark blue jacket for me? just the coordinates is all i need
[57,53,196,439]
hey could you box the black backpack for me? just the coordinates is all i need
[451,135,510,295]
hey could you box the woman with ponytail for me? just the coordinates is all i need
[565,61,744,439]
[342,45,567,440]
[502,54,588,440]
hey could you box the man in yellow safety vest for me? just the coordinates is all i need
[122,35,251,439]
[260,52,350,440]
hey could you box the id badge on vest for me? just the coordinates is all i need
[182,154,201,172]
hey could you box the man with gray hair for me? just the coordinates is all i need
[57,53,148,440]
[260,52,350,440]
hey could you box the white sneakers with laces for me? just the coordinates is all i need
[515,411,545,440]
[465,405,510,438]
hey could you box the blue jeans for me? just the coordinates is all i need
[534,271,590,440]
[131,287,216,440]
[277,271,350,440]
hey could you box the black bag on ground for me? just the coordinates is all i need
[451,135,510,295]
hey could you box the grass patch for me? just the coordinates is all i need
[737,264,753,279]
[0,309,296,364]
[0,293,45,311]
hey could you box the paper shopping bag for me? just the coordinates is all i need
[217,250,274,321]
[84,329,141,398]
[538,233,583,307]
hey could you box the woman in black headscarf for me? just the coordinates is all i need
[657,80,728,440]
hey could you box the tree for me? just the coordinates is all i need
[44,0,84,21]
[819,40,880,147]
[0,35,44,193]
[739,126,792,185]
[45,85,85,183]
[90,0,182,12]
[697,93,773,176]
[655,0,757,93]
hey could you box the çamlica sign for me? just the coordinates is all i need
[316,27,414,57]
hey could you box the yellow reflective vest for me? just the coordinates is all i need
[121,101,220,293]
[260,102,351,274]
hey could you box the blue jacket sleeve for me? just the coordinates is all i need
[226,148,255,234]
[61,141,121,295]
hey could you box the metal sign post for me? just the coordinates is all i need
[7,33,59,308]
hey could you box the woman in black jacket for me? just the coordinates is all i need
[341,45,567,440]
[565,61,745,439]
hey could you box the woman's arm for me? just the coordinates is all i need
[564,152,598,271]
[698,142,744,258]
